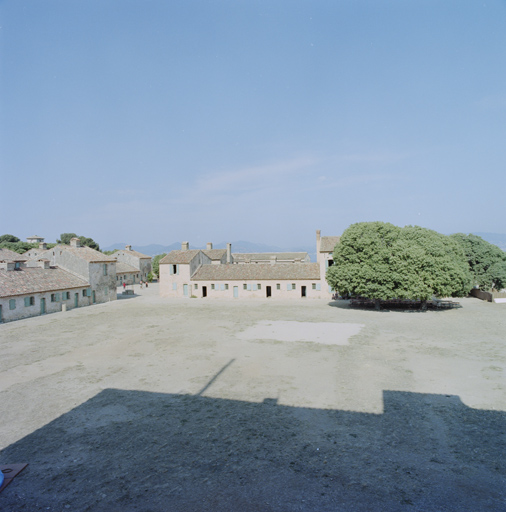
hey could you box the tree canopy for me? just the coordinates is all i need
[152,253,167,277]
[326,222,472,301]
[450,233,506,291]
[57,233,100,251]
[0,234,20,243]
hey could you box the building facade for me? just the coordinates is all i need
[113,245,152,282]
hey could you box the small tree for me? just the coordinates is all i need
[57,233,99,251]
[450,233,506,290]
[152,253,167,277]
[326,222,472,305]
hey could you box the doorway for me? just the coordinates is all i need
[74,293,79,308]
[40,298,46,314]
[266,286,272,298]
[183,284,188,296]
[301,286,306,298]
[202,286,207,298]
[233,286,238,298]
[92,291,96,303]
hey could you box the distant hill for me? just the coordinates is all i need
[472,233,506,251]
[103,241,317,261]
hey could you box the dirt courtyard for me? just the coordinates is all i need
[1,284,505,511]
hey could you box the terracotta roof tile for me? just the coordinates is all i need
[202,249,227,260]
[0,267,89,298]
[0,248,28,262]
[37,245,117,263]
[320,237,340,252]
[159,250,201,265]
[116,262,139,273]
[192,263,321,281]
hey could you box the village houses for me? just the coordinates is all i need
[159,230,339,299]
[113,245,152,285]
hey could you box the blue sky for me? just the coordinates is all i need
[1,1,505,248]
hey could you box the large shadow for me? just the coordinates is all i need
[1,390,505,511]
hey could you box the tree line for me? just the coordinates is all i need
[0,233,99,254]
[326,222,506,303]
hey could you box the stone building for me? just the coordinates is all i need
[0,247,28,264]
[33,238,117,304]
[113,245,152,283]
[159,231,338,299]
[316,230,340,282]
[0,259,90,323]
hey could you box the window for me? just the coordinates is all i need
[51,294,56,302]
[14,262,20,269]
[103,264,108,276]
[243,284,247,290]
[194,284,198,289]
[24,296,35,307]
[276,284,280,290]
[257,284,261,290]
[292,283,296,289]
[252,284,258,291]
[312,283,316,290]
[225,284,229,290]
[170,264,179,275]
[211,284,215,290]
[172,283,177,291]
[82,290,87,296]
[9,299,16,310]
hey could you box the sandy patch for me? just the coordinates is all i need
[238,320,364,344]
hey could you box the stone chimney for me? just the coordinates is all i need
[181,242,189,251]
[270,255,277,265]
[39,242,47,250]
[125,245,132,251]
[70,237,81,248]
[226,243,232,264]
[38,259,50,269]
[316,229,321,260]
[206,242,213,250]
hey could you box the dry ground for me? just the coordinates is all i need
[0,284,505,511]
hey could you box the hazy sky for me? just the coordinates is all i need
[2,1,505,248]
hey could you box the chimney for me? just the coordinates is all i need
[0,261,15,271]
[70,237,81,248]
[270,255,277,265]
[39,242,47,250]
[226,243,232,264]
[206,242,213,250]
[39,259,50,269]
[181,242,189,251]
[125,245,132,251]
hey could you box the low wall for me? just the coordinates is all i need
[470,289,493,302]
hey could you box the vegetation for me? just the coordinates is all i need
[57,233,100,251]
[0,234,20,243]
[147,272,154,282]
[450,233,506,291]
[0,239,56,254]
[326,222,473,304]
[152,253,166,277]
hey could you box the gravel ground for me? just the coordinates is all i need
[0,284,505,511]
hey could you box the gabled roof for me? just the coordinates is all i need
[0,267,89,298]
[116,262,139,273]
[0,248,28,262]
[320,236,340,253]
[232,252,309,262]
[202,249,227,261]
[37,245,117,263]
[115,249,151,259]
[192,263,321,281]
[159,250,202,265]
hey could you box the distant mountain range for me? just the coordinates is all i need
[103,232,505,260]
[103,241,318,261]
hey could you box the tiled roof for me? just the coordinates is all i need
[114,249,151,259]
[0,248,28,262]
[320,236,340,252]
[232,252,309,262]
[37,245,117,263]
[202,249,227,260]
[0,267,89,298]
[192,263,321,281]
[159,250,201,265]
[116,262,138,273]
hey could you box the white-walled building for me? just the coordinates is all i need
[113,245,152,283]
[0,260,90,323]
[159,231,339,300]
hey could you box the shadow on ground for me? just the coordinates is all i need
[1,390,505,511]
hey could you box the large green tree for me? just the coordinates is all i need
[450,233,506,290]
[326,222,472,302]
[0,234,20,243]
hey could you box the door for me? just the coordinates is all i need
[301,286,307,298]
[266,286,271,298]
[202,286,207,298]
[92,291,96,303]
[40,298,46,314]
[74,293,79,308]
[233,286,238,298]
[0,305,2,323]
[183,284,188,296]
